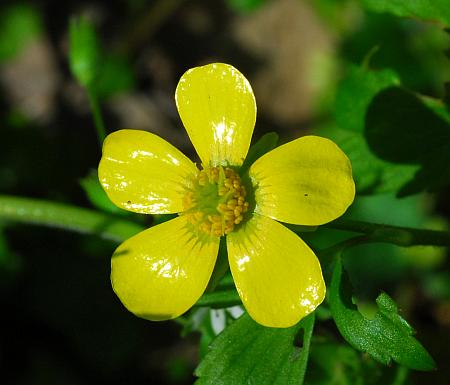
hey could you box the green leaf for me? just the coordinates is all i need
[69,18,101,89]
[195,312,315,385]
[335,65,400,133]
[240,132,278,174]
[333,62,450,196]
[0,4,42,60]
[332,65,416,194]
[362,0,450,28]
[330,64,450,196]
[329,257,436,371]
[317,125,418,195]
[365,86,450,196]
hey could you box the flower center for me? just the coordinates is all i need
[182,166,249,237]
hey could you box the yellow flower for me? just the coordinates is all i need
[98,63,355,328]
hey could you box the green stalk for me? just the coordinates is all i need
[0,195,144,243]
[1,194,450,248]
[87,89,106,145]
[1,194,449,309]
[323,218,450,247]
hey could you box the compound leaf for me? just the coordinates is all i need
[329,258,436,371]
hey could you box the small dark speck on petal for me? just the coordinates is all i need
[127,200,131,204]
[304,194,308,197]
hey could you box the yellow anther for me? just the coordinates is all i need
[234,215,243,224]
[193,211,202,220]
[227,199,237,208]
[181,166,249,237]
[217,203,228,212]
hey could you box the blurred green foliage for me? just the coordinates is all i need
[226,0,269,13]
[0,4,42,60]
[69,18,101,89]
[80,170,125,215]
[362,0,450,27]
[69,17,135,99]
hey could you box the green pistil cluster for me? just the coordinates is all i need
[182,166,249,237]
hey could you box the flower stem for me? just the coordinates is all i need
[87,89,106,145]
[2,194,449,310]
[0,195,144,243]
[323,218,450,247]
[1,194,450,249]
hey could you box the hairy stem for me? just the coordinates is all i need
[323,218,450,247]
[1,195,450,249]
[2,194,448,309]
[0,195,144,243]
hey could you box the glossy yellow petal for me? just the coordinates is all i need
[99,129,197,214]
[175,63,256,166]
[227,214,325,328]
[250,135,355,226]
[111,216,219,321]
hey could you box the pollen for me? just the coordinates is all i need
[182,166,250,237]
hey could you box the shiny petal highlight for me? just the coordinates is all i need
[250,135,355,226]
[175,63,256,166]
[227,214,326,328]
[111,216,220,321]
[99,129,197,214]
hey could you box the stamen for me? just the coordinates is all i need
[181,166,249,237]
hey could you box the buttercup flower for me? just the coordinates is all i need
[99,63,355,328]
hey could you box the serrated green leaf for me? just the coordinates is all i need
[363,0,450,28]
[335,65,400,133]
[195,312,315,385]
[329,258,435,371]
